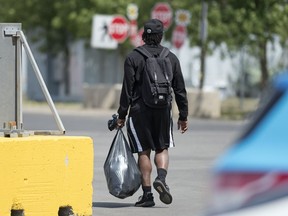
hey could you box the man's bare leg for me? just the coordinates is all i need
[138,149,152,187]
[135,149,155,207]
[153,148,173,204]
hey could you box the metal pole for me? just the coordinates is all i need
[200,0,208,44]
[199,0,208,90]
[239,47,245,111]
[18,31,65,134]
[16,34,23,130]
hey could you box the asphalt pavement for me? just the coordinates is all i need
[23,106,246,216]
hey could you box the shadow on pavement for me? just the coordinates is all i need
[92,202,134,208]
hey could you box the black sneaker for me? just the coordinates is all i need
[153,178,173,204]
[135,192,155,207]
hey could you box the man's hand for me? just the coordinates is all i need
[177,120,188,134]
[117,118,125,128]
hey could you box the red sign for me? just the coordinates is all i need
[130,28,144,48]
[109,16,129,43]
[151,3,173,30]
[172,25,187,49]
[129,20,138,37]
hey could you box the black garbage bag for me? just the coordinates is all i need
[104,128,142,199]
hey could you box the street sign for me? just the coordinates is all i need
[151,2,173,30]
[127,3,139,21]
[91,15,118,49]
[129,20,138,37]
[175,10,191,26]
[172,25,187,49]
[108,15,129,43]
[130,28,144,48]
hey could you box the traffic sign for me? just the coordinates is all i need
[130,28,144,48]
[151,2,173,30]
[172,25,187,49]
[91,15,117,49]
[127,3,139,21]
[175,10,191,26]
[108,15,129,43]
[129,20,138,37]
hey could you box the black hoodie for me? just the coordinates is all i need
[117,44,188,121]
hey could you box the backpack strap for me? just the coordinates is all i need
[159,47,170,58]
[157,47,171,84]
[136,46,171,83]
[136,46,170,58]
[135,46,153,58]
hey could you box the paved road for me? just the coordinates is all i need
[23,107,247,216]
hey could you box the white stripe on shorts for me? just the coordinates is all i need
[169,120,175,148]
[129,117,143,152]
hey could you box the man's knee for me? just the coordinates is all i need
[155,148,168,154]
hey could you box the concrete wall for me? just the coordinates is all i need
[178,88,221,118]
[83,84,221,118]
[0,136,93,216]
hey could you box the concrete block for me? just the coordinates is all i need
[83,84,122,109]
[112,84,122,109]
[0,136,93,216]
[172,88,221,118]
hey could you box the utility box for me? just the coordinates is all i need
[0,23,22,131]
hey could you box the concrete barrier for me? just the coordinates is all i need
[83,84,221,118]
[0,136,93,216]
[172,88,221,118]
[83,84,122,109]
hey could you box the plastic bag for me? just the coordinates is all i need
[104,128,142,199]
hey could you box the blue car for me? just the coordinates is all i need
[205,72,288,216]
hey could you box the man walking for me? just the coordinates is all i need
[117,19,188,207]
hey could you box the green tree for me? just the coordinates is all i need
[1,0,287,94]
[0,0,90,95]
[0,0,131,95]
[212,0,288,90]
[169,0,288,91]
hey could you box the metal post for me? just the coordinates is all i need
[16,32,23,130]
[0,23,22,135]
[18,31,65,134]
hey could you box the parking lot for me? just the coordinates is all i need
[23,107,245,216]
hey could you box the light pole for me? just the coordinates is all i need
[199,0,208,90]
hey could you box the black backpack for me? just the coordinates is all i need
[136,46,173,109]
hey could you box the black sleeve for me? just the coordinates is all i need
[171,55,188,121]
[117,56,135,119]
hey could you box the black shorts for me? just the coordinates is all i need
[127,100,174,153]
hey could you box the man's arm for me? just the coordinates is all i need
[171,56,188,123]
[117,56,135,121]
